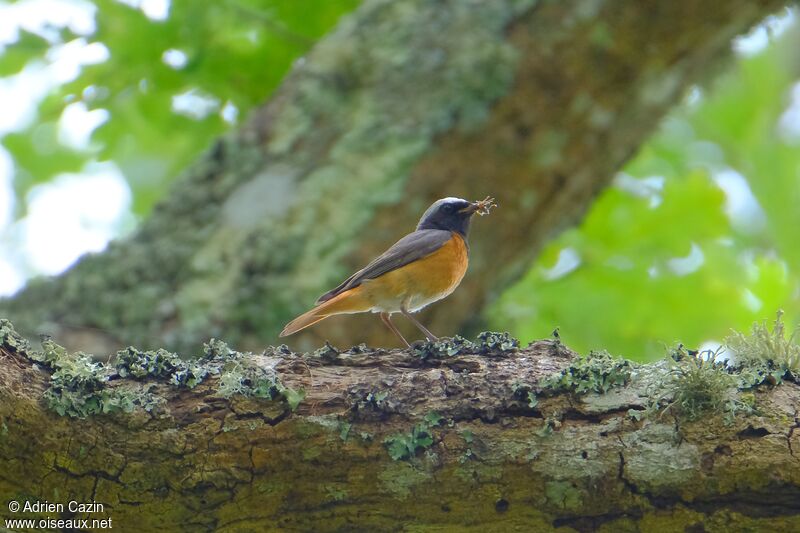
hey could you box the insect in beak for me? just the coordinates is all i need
[459,196,497,216]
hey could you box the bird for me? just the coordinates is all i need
[279,196,496,347]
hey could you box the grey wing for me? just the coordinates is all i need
[315,229,453,304]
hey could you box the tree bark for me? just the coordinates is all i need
[1,323,799,531]
[0,0,786,353]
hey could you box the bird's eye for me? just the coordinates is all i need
[442,204,454,214]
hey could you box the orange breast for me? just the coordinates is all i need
[357,232,469,313]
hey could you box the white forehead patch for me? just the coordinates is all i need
[438,197,469,204]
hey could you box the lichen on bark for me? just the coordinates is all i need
[2,320,800,531]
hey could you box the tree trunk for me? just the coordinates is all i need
[1,322,798,531]
[0,0,786,354]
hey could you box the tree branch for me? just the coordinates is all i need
[1,322,798,530]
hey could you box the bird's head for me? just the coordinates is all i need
[416,196,496,236]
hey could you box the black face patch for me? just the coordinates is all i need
[416,198,474,236]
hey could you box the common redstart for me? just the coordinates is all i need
[280,196,496,347]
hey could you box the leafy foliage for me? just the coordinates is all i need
[1,0,360,217]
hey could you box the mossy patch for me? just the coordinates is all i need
[545,480,583,511]
[378,461,432,499]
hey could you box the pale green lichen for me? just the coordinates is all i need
[312,341,340,361]
[726,310,800,387]
[384,424,434,461]
[413,331,520,359]
[216,359,304,410]
[116,337,304,408]
[630,345,755,424]
[541,350,634,395]
[659,347,738,421]
[0,318,30,353]
[1,321,303,417]
[413,335,474,359]
[35,339,160,418]
[512,382,539,409]
[631,312,799,424]
[115,347,210,388]
[323,484,348,502]
[384,412,443,460]
[475,331,521,354]
[356,390,389,411]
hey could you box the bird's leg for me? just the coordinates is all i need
[401,307,438,342]
[380,312,410,348]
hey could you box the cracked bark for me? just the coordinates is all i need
[0,0,788,354]
[2,335,800,532]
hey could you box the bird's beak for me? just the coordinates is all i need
[459,196,497,216]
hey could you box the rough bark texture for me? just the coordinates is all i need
[1,324,799,532]
[0,0,787,354]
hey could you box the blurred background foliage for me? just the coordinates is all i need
[0,0,357,279]
[492,14,800,359]
[2,0,357,213]
[1,1,798,361]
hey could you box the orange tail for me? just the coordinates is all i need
[279,287,370,337]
